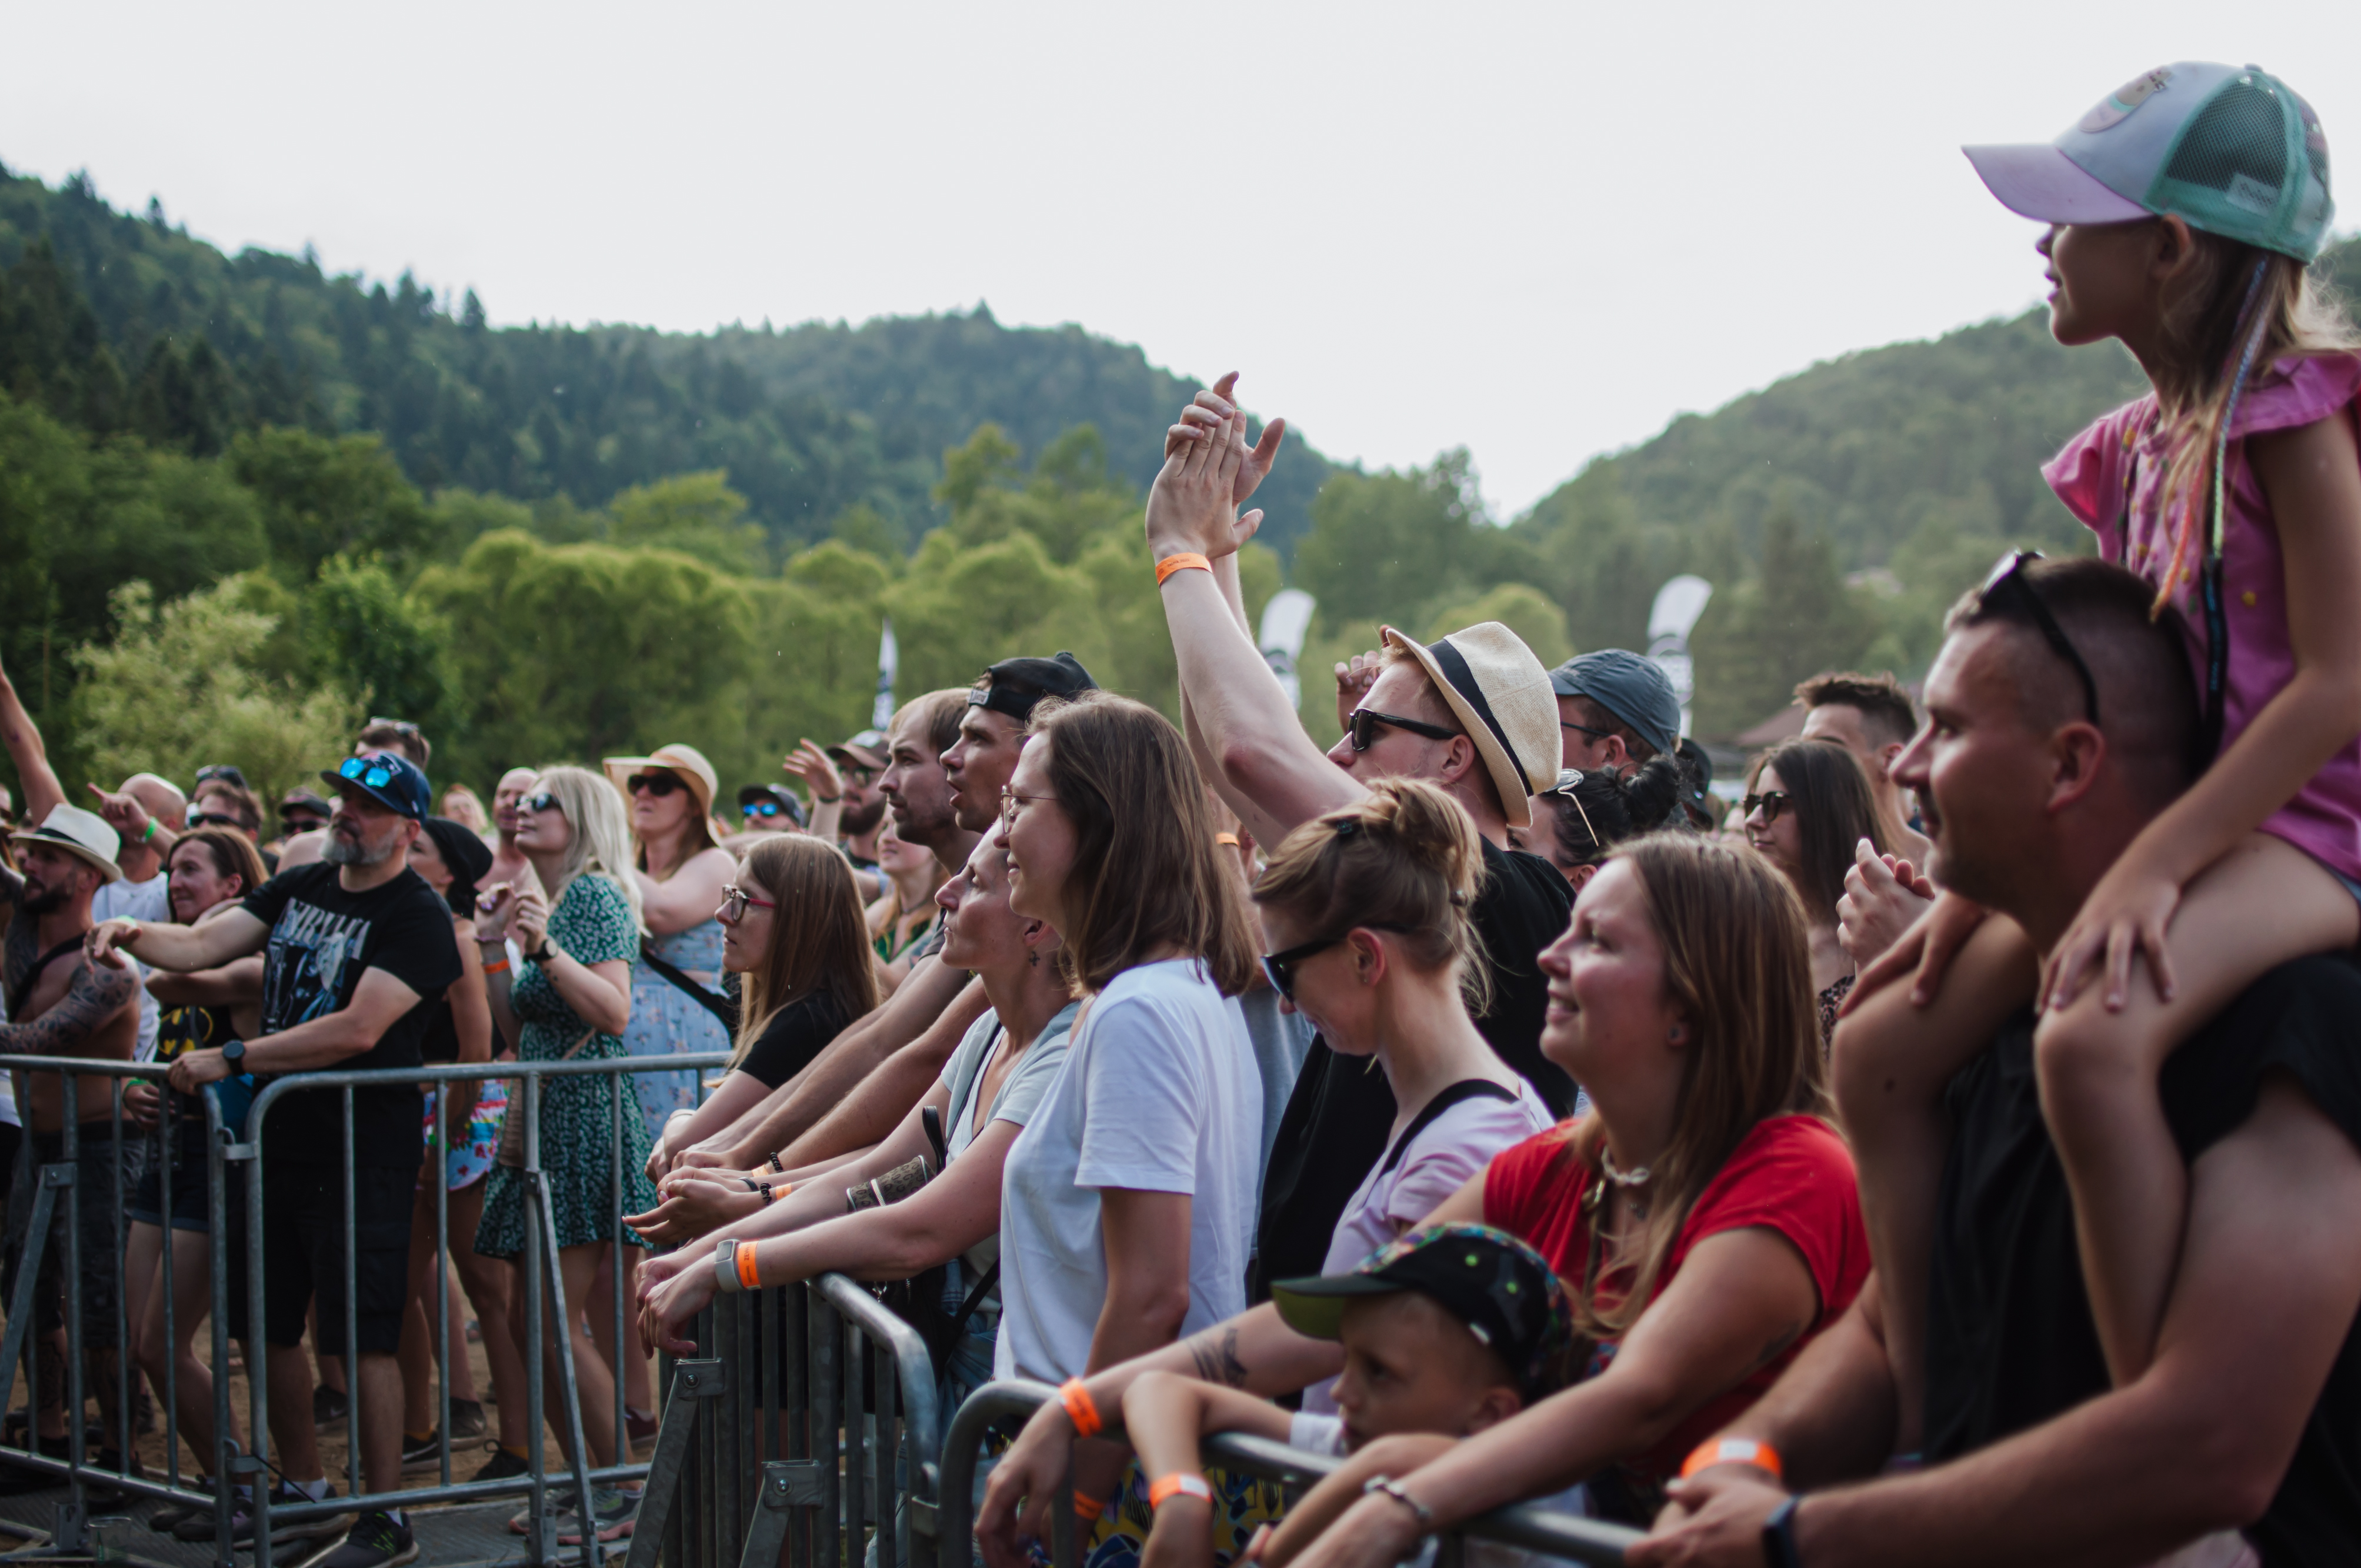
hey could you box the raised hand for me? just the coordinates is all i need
[1333,648,1383,738]
[1163,372,1288,505]
[1836,839,1937,970]
[781,740,843,805]
[1148,381,1272,563]
[85,782,153,842]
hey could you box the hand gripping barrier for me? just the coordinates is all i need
[0,1049,728,1568]
[932,1380,1646,1568]
[624,1272,942,1568]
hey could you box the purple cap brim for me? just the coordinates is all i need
[1963,144,2150,224]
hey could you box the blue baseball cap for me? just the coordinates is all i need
[1550,650,1682,758]
[322,751,433,822]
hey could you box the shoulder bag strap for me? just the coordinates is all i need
[8,936,87,1022]
[639,939,740,1032]
[1379,1079,1522,1177]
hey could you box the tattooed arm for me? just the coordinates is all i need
[0,953,139,1055]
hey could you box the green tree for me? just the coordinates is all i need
[231,427,438,579]
[69,579,358,809]
[305,554,455,738]
[1689,511,1883,736]
[1292,450,1483,637]
[606,471,767,574]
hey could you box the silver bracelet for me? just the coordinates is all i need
[1363,1476,1433,1529]
[715,1239,745,1293]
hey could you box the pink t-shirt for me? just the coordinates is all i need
[2043,353,2361,881]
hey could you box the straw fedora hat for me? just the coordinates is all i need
[1379,622,1559,830]
[601,744,719,825]
[10,803,124,885]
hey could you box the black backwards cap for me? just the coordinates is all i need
[971,651,1098,724]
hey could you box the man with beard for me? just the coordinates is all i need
[664,692,994,1175]
[0,805,143,1489]
[824,731,891,873]
[91,752,459,1568]
[941,653,1099,834]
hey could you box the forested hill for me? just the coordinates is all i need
[0,164,1337,556]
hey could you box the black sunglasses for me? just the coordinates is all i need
[626,772,683,797]
[1742,790,1793,825]
[1260,926,1405,1000]
[186,810,242,830]
[1347,708,1461,752]
[525,790,563,816]
[1980,551,2100,726]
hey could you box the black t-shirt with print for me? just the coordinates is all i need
[1928,955,2361,1566]
[736,992,852,1092]
[241,862,461,1169]
[1250,839,1574,1300]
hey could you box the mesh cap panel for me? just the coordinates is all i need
[2162,79,2287,202]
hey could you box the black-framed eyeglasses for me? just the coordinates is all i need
[1742,790,1793,825]
[838,766,878,788]
[524,790,563,816]
[1979,551,2100,725]
[626,772,682,798]
[1559,720,1615,742]
[338,756,395,790]
[1262,926,1406,1000]
[1347,708,1461,753]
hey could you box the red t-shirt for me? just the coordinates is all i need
[1483,1113,1869,1489]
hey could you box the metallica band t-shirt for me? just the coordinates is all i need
[241,862,461,1168]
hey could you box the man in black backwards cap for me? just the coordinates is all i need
[942,652,1098,835]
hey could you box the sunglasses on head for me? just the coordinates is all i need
[338,756,396,790]
[194,763,247,787]
[367,717,422,736]
[1742,789,1793,825]
[1540,768,1599,847]
[1979,551,2101,726]
[1346,708,1461,753]
[626,772,683,797]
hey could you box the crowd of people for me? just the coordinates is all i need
[4,56,2361,1568]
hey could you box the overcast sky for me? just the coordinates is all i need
[7,3,2357,515]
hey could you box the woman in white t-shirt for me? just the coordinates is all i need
[992,695,1262,1494]
[1250,780,1555,1412]
[632,833,1075,1402]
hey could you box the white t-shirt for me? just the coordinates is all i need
[93,873,170,1062]
[993,959,1262,1383]
[1288,1412,1592,1567]
[937,1002,1081,1277]
[1301,1077,1555,1414]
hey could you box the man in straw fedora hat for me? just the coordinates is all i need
[1147,373,1576,1299]
[0,803,145,1487]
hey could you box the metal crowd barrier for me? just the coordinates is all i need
[624,1272,941,1568]
[0,1049,731,1568]
[934,1380,1646,1568]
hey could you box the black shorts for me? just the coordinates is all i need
[130,1117,235,1232]
[260,1162,415,1357]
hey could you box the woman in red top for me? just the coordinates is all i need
[1259,833,1869,1564]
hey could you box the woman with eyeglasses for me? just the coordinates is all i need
[1525,757,1685,890]
[639,835,878,1180]
[600,745,735,1149]
[863,822,941,996]
[1741,736,1895,1049]
[471,766,662,1539]
[987,692,1266,1554]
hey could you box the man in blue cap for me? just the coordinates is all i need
[1549,650,1680,778]
[89,750,461,1568]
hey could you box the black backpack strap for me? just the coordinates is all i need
[639,940,740,1032]
[947,1260,1001,1340]
[8,936,86,1022]
[1380,1080,1522,1177]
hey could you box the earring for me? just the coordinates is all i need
[1028,950,1039,968]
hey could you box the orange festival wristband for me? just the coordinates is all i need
[1149,1473,1213,1509]
[1155,552,1212,586]
[736,1241,762,1292]
[1679,1437,1782,1480]
[1059,1377,1103,1438]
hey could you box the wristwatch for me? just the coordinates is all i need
[221,1039,246,1071]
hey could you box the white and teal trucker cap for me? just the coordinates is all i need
[1965,64,2333,262]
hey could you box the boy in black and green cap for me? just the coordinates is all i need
[1119,1223,1579,1568]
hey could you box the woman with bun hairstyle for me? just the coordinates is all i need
[1526,756,1686,890]
[1250,779,1555,1413]
[978,836,1868,1564]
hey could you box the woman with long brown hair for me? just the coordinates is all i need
[639,834,879,1177]
[979,836,1870,1566]
[1742,736,1895,1043]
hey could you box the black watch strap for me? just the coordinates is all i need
[222,1039,246,1069]
[1762,1497,1803,1568]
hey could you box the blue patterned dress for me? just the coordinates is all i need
[621,919,732,1144]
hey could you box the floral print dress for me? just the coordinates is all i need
[473,874,663,1257]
